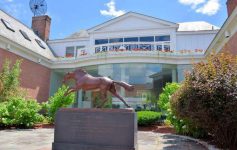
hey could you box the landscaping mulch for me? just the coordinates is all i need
[33,123,54,129]
[138,124,176,134]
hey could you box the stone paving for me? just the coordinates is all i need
[0,129,207,150]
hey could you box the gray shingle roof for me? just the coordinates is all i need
[0,9,55,60]
[178,21,220,31]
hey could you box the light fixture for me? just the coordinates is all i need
[38,58,41,64]
[225,31,230,38]
[6,44,11,50]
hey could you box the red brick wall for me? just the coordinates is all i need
[227,0,237,16]
[0,48,51,103]
[223,32,237,55]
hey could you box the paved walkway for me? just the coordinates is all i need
[0,129,207,150]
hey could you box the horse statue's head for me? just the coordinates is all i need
[63,69,87,84]
[63,72,75,83]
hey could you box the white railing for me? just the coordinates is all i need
[56,42,205,61]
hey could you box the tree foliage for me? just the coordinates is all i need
[43,85,75,122]
[0,97,44,128]
[0,59,23,102]
[158,83,180,113]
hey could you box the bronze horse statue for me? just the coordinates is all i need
[63,69,134,108]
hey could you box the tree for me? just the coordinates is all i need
[0,59,22,102]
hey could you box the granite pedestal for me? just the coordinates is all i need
[52,108,137,150]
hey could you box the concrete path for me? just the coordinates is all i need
[0,129,207,150]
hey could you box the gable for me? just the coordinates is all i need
[88,12,178,33]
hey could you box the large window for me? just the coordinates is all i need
[124,37,139,42]
[109,38,123,43]
[140,36,154,42]
[94,35,171,52]
[95,39,108,45]
[66,46,75,57]
[155,35,170,42]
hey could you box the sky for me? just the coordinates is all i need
[0,0,228,39]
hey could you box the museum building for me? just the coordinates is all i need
[0,0,237,108]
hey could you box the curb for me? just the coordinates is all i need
[156,132,220,150]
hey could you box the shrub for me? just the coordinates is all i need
[0,97,44,128]
[43,85,75,122]
[158,83,180,113]
[158,83,187,134]
[137,111,161,126]
[171,53,237,148]
[158,83,206,137]
[0,59,23,102]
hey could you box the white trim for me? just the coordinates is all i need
[205,6,237,56]
[177,30,219,35]
[87,12,178,33]
[48,37,90,44]
[51,51,204,69]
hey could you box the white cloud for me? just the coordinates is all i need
[100,0,126,17]
[196,0,220,16]
[179,0,206,9]
[178,0,220,16]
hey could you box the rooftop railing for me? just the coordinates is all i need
[56,42,205,61]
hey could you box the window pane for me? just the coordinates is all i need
[139,44,153,50]
[95,39,108,45]
[124,37,139,42]
[101,46,108,52]
[157,45,162,51]
[155,35,170,41]
[164,45,170,51]
[19,30,31,41]
[109,45,121,51]
[109,38,123,43]
[1,19,15,32]
[95,47,101,53]
[35,39,46,49]
[76,46,86,56]
[66,46,75,57]
[140,36,154,42]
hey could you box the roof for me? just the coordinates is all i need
[68,13,219,38]
[67,30,89,39]
[178,21,220,31]
[0,9,55,60]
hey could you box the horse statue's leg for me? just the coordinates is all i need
[111,91,131,108]
[113,81,134,91]
[64,86,77,96]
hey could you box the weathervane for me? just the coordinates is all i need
[29,0,47,16]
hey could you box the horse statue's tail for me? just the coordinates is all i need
[113,81,134,91]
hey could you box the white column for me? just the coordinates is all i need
[120,65,126,97]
